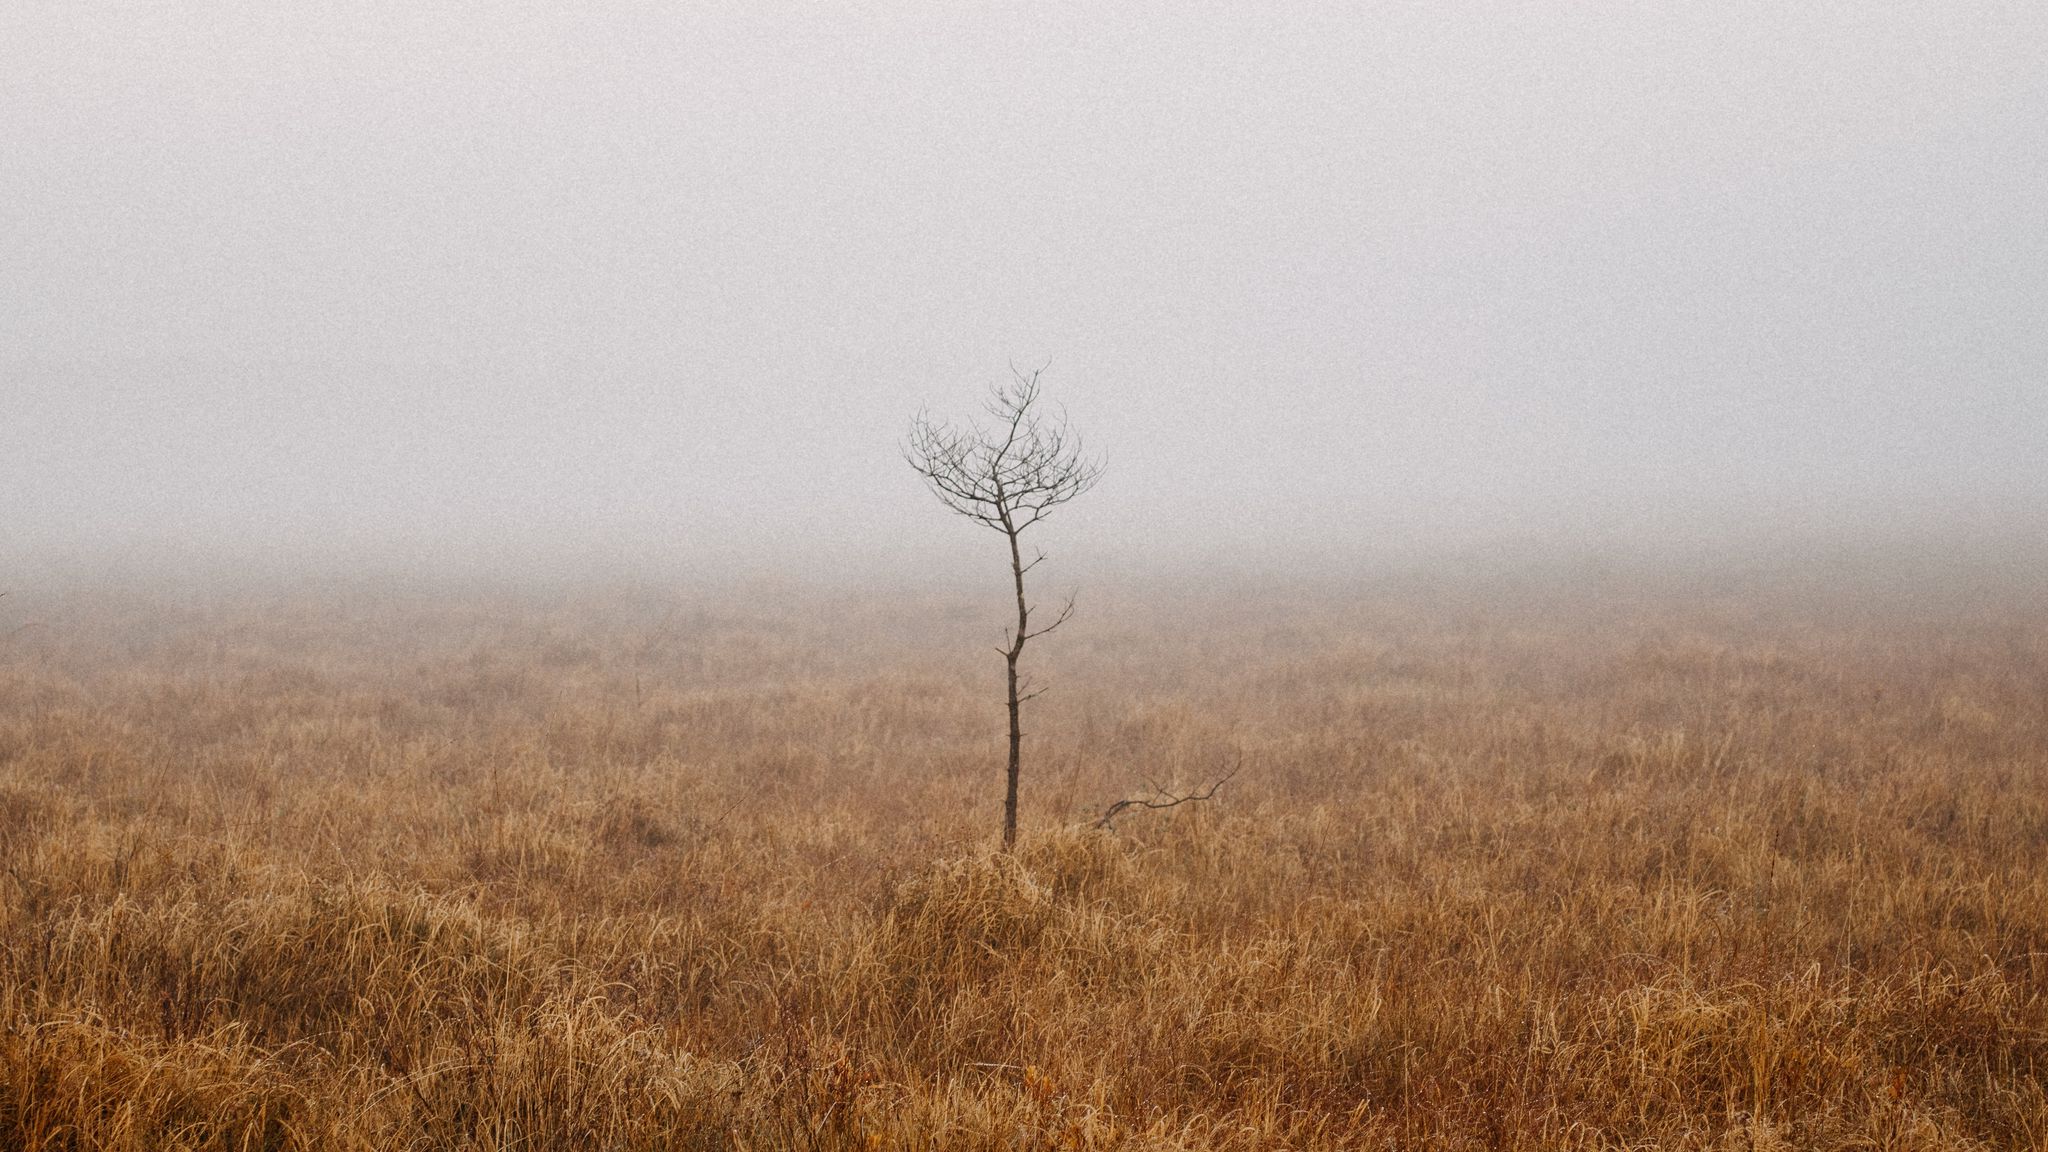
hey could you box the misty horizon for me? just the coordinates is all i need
[7,3,2045,581]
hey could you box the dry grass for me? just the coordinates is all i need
[0,575,2044,1150]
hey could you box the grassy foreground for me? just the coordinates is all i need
[0,578,2043,1150]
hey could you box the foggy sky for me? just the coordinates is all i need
[6,2,2046,580]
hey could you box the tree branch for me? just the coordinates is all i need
[1094,762,1242,831]
[1021,591,1076,641]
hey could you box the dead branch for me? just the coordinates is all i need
[1094,762,1242,831]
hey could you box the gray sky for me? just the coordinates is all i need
[5,2,2046,579]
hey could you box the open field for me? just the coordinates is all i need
[0,575,2044,1150]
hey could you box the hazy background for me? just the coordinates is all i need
[5,2,2045,584]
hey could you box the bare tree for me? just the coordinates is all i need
[906,366,1103,849]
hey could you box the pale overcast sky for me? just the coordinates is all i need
[5,2,2045,578]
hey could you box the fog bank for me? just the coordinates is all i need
[6,3,2045,580]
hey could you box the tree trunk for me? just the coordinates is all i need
[1003,521,1028,850]
[1004,649,1021,849]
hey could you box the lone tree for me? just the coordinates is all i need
[906,366,1103,849]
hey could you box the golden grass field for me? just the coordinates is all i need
[0,573,2043,1150]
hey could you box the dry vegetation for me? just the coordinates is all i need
[0,572,2044,1150]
